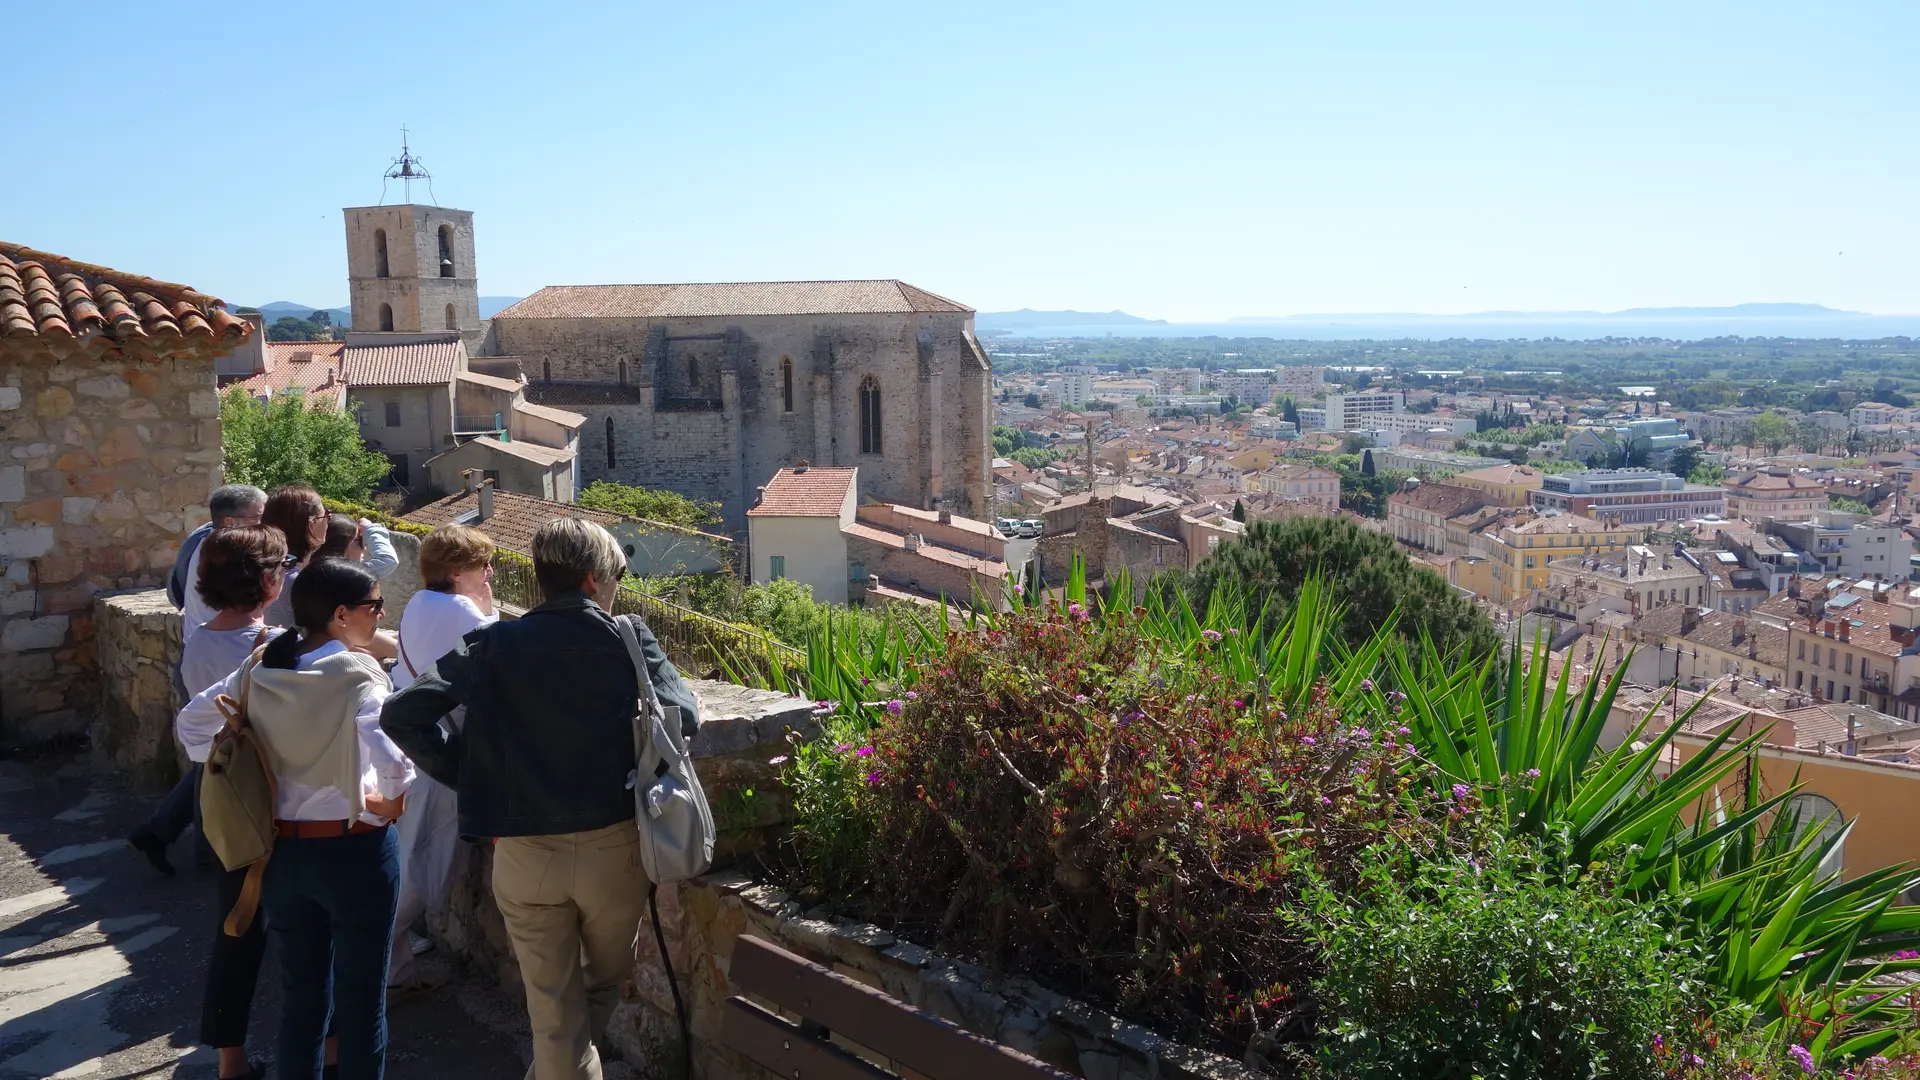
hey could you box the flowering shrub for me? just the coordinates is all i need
[781,593,1446,1054]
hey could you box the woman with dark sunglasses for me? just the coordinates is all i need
[177,559,414,1080]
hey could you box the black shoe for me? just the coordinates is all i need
[127,827,175,877]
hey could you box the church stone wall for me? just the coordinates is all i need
[495,309,990,531]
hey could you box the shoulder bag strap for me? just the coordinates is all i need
[397,631,419,682]
[213,646,280,938]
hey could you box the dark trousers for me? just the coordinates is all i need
[200,864,269,1048]
[262,826,401,1080]
[145,762,201,843]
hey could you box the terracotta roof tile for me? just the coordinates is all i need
[748,466,858,517]
[1390,482,1488,516]
[493,280,972,320]
[235,341,348,402]
[341,340,463,387]
[466,437,575,466]
[404,488,622,558]
[0,242,250,362]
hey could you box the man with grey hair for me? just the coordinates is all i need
[127,482,270,877]
[383,517,697,1080]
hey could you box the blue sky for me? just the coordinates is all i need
[3,2,1914,320]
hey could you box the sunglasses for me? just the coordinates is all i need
[347,597,387,616]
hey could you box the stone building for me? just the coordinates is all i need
[0,243,249,746]
[490,279,993,532]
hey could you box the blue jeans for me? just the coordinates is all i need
[262,826,401,1080]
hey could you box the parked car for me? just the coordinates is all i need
[1018,518,1044,538]
[995,517,1024,537]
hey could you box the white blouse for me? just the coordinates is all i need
[396,589,497,685]
[176,639,414,826]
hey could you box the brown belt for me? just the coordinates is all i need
[274,819,384,838]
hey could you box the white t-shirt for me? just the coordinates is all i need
[263,566,299,630]
[181,543,216,647]
[180,623,286,699]
[397,589,497,686]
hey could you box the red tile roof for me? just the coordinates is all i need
[341,340,463,387]
[0,242,251,362]
[232,341,350,408]
[494,280,971,320]
[748,466,858,518]
[404,486,726,557]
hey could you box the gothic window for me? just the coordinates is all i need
[687,355,699,388]
[379,303,394,332]
[543,360,551,382]
[438,224,455,277]
[605,417,616,470]
[780,358,794,413]
[618,360,628,385]
[445,303,457,330]
[859,375,882,455]
[373,229,389,278]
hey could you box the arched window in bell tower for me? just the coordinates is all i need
[780,357,794,413]
[379,303,394,332]
[444,303,457,330]
[543,360,551,382]
[438,224,455,277]
[373,229,389,279]
[618,360,628,386]
[686,355,699,389]
[859,375,882,455]
[605,417,617,470]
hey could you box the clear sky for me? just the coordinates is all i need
[4,1,1914,320]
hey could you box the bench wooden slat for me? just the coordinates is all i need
[724,996,894,1080]
[728,935,1073,1080]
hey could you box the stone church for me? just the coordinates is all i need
[337,199,993,532]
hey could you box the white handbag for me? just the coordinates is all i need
[615,615,715,884]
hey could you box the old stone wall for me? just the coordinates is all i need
[92,589,187,790]
[2,354,220,747]
[492,310,990,528]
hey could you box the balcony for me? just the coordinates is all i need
[454,413,505,434]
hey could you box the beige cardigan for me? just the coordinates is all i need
[240,650,391,821]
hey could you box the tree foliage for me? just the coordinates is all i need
[220,388,390,501]
[577,479,721,529]
[1167,516,1500,663]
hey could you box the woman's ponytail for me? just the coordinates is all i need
[261,558,379,669]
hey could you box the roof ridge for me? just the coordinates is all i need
[0,241,222,307]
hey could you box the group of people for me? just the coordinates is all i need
[131,482,697,1080]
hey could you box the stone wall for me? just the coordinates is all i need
[92,589,187,790]
[2,354,220,748]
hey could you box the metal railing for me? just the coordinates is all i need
[489,551,805,687]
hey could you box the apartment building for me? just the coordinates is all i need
[1477,515,1637,604]
[1766,512,1913,582]
[1255,463,1340,510]
[1388,482,1488,554]
[1369,447,1496,476]
[1324,391,1405,432]
[1723,470,1828,521]
[1451,462,1546,507]
[1211,369,1276,403]
[1530,468,1726,524]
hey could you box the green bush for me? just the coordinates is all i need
[1302,837,1711,1080]
[576,479,721,529]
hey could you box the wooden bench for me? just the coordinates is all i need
[721,934,1076,1080]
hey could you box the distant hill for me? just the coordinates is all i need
[1235,303,1865,323]
[977,309,1166,332]
[240,296,525,323]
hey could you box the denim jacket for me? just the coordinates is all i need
[378,591,698,839]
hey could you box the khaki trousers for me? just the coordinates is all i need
[493,820,648,1080]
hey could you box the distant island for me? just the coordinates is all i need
[977,309,1166,333]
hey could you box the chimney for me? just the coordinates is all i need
[1838,621,1850,642]
[462,468,479,494]
[1732,617,1747,645]
[753,486,766,509]
[938,508,952,525]
[478,477,495,523]
[904,533,922,552]
[794,459,811,474]
[1846,713,1858,756]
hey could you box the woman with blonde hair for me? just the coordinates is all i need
[387,523,498,994]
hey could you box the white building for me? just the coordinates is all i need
[1276,366,1326,398]
[1325,391,1407,432]
[747,464,859,603]
[1058,373,1092,409]
[1212,369,1277,404]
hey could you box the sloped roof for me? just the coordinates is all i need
[456,436,576,466]
[233,341,348,408]
[748,466,858,517]
[0,242,251,362]
[342,340,463,387]
[1455,463,1544,486]
[405,487,622,557]
[1390,482,1487,517]
[524,381,642,406]
[457,370,523,393]
[494,280,971,320]
[511,400,587,428]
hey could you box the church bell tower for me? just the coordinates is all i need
[343,134,481,348]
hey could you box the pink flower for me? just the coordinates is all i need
[1451,783,1471,802]
[1319,796,1333,806]
[904,690,918,700]
[856,746,875,757]
[1300,735,1316,746]
[885,699,905,715]
[864,771,881,784]
[767,755,790,766]
[1200,629,1223,642]
[833,743,852,753]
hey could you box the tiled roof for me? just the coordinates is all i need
[524,381,643,407]
[493,280,972,320]
[457,370,523,393]
[1683,611,1788,669]
[404,488,622,558]
[235,341,348,403]
[1390,482,1487,517]
[841,523,1009,578]
[748,466,858,517]
[342,340,463,387]
[511,400,587,428]
[0,242,251,362]
[1455,463,1544,486]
